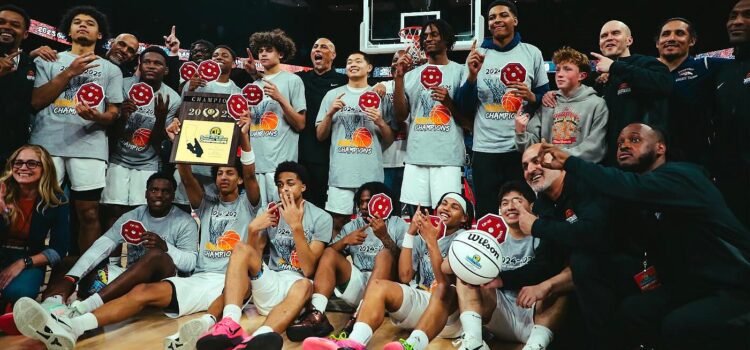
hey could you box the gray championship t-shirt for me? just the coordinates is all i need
[316,85,388,188]
[110,77,182,170]
[381,80,408,168]
[195,194,258,273]
[411,228,463,289]
[104,205,198,270]
[403,62,466,167]
[334,216,408,271]
[30,52,124,161]
[260,200,333,274]
[473,44,548,153]
[249,71,306,174]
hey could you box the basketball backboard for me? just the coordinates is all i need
[360,0,483,54]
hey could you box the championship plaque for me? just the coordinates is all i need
[170,92,240,166]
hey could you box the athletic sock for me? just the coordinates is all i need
[72,313,98,337]
[252,325,274,337]
[222,304,243,323]
[348,322,373,345]
[459,311,484,347]
[200,314,217,327]
[405,329,429,350]
[79,293,104,314]
[310,293,329,314]
[523,325,553,350]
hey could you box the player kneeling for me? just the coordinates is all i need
[286,182,407,341]
[302,192,474,350]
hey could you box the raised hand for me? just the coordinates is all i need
[466,40,485,81]
[514,106,529,134]
[163,25,181,56]
[590,52,614,73]
[66,52,99,77]
[166,118,181,141]
[0,50,21,78]
[120,98,137,118]
[278,190,304,228]
[330,93,346,114]
[242,48,258,77]
[154,94,170,121]
[538,139,570,170]
[512,198,536,235]
[188,73,207,92]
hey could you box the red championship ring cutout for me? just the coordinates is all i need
[128,82,154,107]
[368,193,393,219]
[76,82,104,107]
[242,84,264,106]
[268,202,280,227]
[180,61,198,81]
[358,91,381,110]
[476,214,508,244]
[423,215,447,240]
[500,63,527,85]
[198,60,221,81]
[121,220,146,245]
[226,94,248,120]
[420,65,443,89]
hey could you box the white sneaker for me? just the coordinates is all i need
[40,298,69,318]
[65,301,85,318]
[13,297,78,350]
[163,317,212,350]
[452,333,490,350]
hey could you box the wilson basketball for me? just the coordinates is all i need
[448,230,503,285]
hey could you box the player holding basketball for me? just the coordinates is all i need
[455,0,549,219]
[248,29,307,206]
[303,192,473,350]
[316,51,395,237]
[191,161,332,349]
[392,19,468,214]
[286,181,407,340]
[13,114,260,350]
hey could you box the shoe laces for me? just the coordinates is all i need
[329,331,348,341]
[397,338,414,350]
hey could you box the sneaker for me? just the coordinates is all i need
[286,309,334,342]
[383,339,414,350]
[40,298,69,318]
[452,333,489,350]
[13,297,78,350]
[164,317,213,350]
[0,312,20,335]
[65,300,85,318]
[233,332,283,349]
[196,317,248,350]
[302,336,366,350]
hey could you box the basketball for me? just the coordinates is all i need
[448,230,503,285]
[260,111,279,130]
[352,127,373,147]
[501,91,523,112]
[429,104,451,125]
[131,128,151,148]
[216,230,241,250]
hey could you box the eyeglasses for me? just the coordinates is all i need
[12,160,42,169]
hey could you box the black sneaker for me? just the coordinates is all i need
[285,309,334,342]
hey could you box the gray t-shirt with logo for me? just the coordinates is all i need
[259,200,333,274]
[411,228,463,289]
[110,77,181,171]
[103,205,198,271]
[403,62,466,166]
[249,71,307,174]
[334,216,407,271]
[316,85,388,188]
[30,52,124,161]
[195,194,258,273]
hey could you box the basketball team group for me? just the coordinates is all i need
[1,0,749,349]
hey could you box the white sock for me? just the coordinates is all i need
[80,293,104,313]
[71,313,98,337]
[310,293,329,313]
[252,325,274,337]
[459,311,483,346]
[222,304,243,323]
[201,314,217,326]
[523,325,553,350]
[405,329,429,350]
[43,295,64,305]
[348,322,373,345]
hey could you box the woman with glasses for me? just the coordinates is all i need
[0,145,69,307]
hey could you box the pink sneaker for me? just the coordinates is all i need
[302,336,366,350]
[383,339,412,350]
[196,317,249,350]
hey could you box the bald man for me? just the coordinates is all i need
[297,38,348,208]
[105,33,139,76]
[541,123,750,349]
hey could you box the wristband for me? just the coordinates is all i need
[402,234,414,249]
[240,149,256,165]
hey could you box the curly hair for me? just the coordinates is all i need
[420,19,456,52]
[58,5,110,43]
[249,29,296,63]
[552,46,590,73]
[274,161,309,185]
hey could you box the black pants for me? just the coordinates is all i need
[615,288,750,349]
[471,151,522,218]
[299,160,329,209]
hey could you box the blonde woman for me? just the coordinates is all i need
[0,145,69,306]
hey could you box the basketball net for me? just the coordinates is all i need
[399,26,425,65]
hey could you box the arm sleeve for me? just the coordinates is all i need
[106,66,125,104]
[313,211,334,244]
[66,236,119,278]
[167,219,199,273]
[33,58,51,88]
[166,242,197,273]
[565,100,609,163]
[499,238,564,290]
[609,58,673,96]
[315,90,333,126]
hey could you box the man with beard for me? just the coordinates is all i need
[105,33,139,77]
[101,46,181,229]
[0,5,34,166]
[540,123,750,349]
[655,18,726,166]
[296,38,347,208]
[713,0,750,229]
[29,5,123,253]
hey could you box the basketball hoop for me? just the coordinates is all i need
[398,26,425,65]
